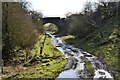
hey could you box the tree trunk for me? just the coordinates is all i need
[40,33,47,54]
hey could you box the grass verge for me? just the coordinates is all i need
[2,35,67,79]
[62,17,119,79]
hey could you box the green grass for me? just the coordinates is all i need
[6,58,67,79]
[42,35,65,58]
[62,17,119,79]
[62,35,75,40]
[4,35,67,79]
[82,57,94,77]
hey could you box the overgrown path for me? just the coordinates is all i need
[48,33,114,79]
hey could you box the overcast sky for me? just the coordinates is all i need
[26,0,99,17]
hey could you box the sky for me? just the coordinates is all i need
[26,0,99,17]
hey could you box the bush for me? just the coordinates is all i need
[2,2,43,62]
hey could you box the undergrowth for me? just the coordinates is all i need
[62,17,119,79]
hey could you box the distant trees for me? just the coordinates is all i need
[65,11,94,38]
[29,10,44,34]
[2,2,44,62]
[89,2,118,38]
[64,1,118,38]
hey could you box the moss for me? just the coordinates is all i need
[7,58,67,79]
[82,57,94,77]
[63,16,119,79]
[42,35,65,58]
[62,35,75,40]
[4,36,68,79]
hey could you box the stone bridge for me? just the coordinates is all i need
[42,17,66,33]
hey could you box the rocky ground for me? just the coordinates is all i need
[48,33,114,80]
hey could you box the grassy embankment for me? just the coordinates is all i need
[3,35,67,79]
[62,16,119,79]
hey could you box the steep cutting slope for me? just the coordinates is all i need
[62,16,120,79]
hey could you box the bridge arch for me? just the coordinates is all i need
[43,23,58,33]
[42,17,66,33]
